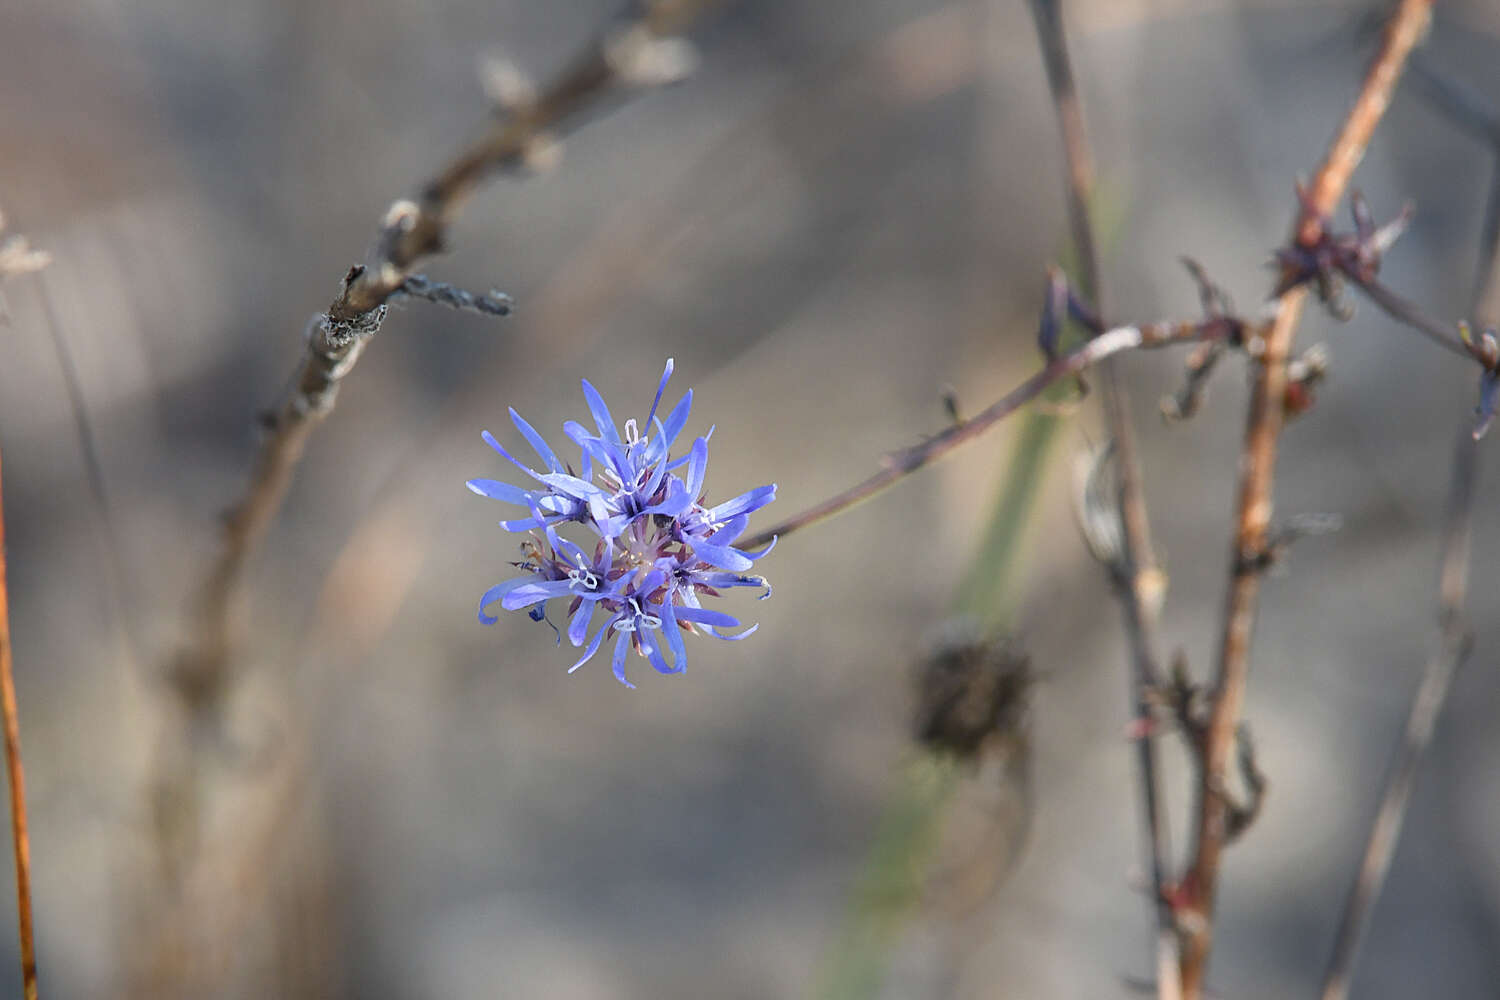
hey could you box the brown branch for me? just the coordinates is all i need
[167,0,714,707]
[1025,3,1177,996]
[1179,3,1434,996]
[0,449,39,1000]
[1320,69,1500,999]
[740,318,1231,551]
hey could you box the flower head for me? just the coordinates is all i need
[468,360,775,687]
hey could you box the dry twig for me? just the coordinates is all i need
[1025,3,1177,996]
[740,316,1236,551]
[1318,430,1476,1000]
[0,452,38,1000]
[1319,55,1500,999]
[1179,3,1434,995]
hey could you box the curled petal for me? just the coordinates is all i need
[501,578,580,610]
[478,578,530,625]
[708,622,760,641]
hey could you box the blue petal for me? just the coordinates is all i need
[568,618,612,673]
[661,601,688,671]
[691,541,754,572]
[646,358,674,427]
[466,478,531,505]
[644,390,692,465]
[482,431,548,485]
[509,408,563,472]
[563,422,626,480]
[639,419,673,497]
[581,379,622,446]
[693,572,772,598]
[611,630,636,688]
[675,607,741,629]
[478,578,530,625]
[537,471,610,501]
[501,578,579,610]
[568,601,595,647]
[708,484,777,523]
[499,513,569,532]
[683,437,708,499]
[642,479,693,520]
[640,623,676,675]
[709,622,760,641]
[542,520,591,570]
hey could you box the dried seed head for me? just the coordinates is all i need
[914,627,1031,759]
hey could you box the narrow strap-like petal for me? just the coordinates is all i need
[675,606,741,629]
[568,617,612,673]
[500,578,578,610]
[646,358,674,427]
[581,379,622,446]
[707,484,777,523]
[466,478,531,505]
[509,407,563,472]
[611,630,636,688]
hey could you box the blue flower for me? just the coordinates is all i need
[469,360,776,687]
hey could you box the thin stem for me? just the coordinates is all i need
[1344,273,1473,360]
[1318,431,1476,1000]
[1180,3,1433,995]
[1026,3,1177,996]
[1320,73,1500,999]
[0,449,38,1000]
[740,318,1225,551]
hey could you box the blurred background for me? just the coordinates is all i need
[3,0,1500,996]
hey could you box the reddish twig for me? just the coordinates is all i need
[740,317,1234,551]
[0,449,38,1000]
[1025,3,1177,996]
[1179,3,1434,995]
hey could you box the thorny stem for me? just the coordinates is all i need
[168,0,715,707]
[1180,3,1433,996]
[0,450,39,1000]
[1026,2,1177,996]
[1320,65,1500,999]
[740,318,1232,551]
